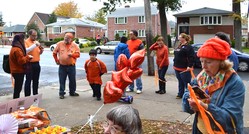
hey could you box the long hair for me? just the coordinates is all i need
[11,34,26,55]
[220,60,233,72]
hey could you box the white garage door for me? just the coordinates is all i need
[193,34,215,44]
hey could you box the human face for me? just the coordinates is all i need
[129,32,136,40]
[178,35,186,44]
[102,120,125,134]
[90,54,97,61]
[30,32,37,41]
[200,57,221,77]
[156,39,164,47]
[64,35,72,45]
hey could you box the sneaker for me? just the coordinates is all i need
[126,89,133,92]
[97,98,101,101]
[176,95,182,99]
[70,92,79,97]
[136,90,142,94]
[155,90,161,94]
[59,95,64,99]
[92,94,96,97]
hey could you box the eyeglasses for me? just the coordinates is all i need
[102,121,124,134]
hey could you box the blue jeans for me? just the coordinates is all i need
[59,65,76,96]
[158,66,168,91]
[25,62,41,96]
[129,77,142,91]
[175,70,191,97]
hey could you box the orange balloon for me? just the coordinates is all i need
[129,49,146,69]
[116,54,130,71]
[103,81,123,104]
[112,67,132,90]
[127,68,143,80]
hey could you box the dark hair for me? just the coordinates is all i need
[131,30,138,37]
[11,34,26,55]
[215,32,231,45]
[89,49,97,55]
[120,36,127,43]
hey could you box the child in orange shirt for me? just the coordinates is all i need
[84,49,107,101]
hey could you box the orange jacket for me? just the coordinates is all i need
[149,43,169,68]
[84,59,107,85]
[127,39,143,55]
[9,47,31,73]
[25,38,41,62]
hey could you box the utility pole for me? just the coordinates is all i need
[144,0,154,76]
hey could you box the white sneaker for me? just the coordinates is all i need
[136,90,142,94]
[126,89,133,92]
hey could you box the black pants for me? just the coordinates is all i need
[25,62,41,96]
[12,73,25,99]
[158,66,168,92]
[90,84,101,98]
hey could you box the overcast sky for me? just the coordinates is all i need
[0,0,248,26]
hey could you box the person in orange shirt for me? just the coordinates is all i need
[84,49,107,101]
[53,32,80,99]
[149,36,169,94]
[24,29,44,97]
[9,34,33,99]
[127,30,144,94]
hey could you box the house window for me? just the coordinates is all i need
[200,15,222,25]
[138,30,145,37]
[53,27,61,34]
[115,17,127,24]
[115,30,127,37]
[138,16,145,23]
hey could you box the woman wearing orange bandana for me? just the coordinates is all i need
[182,37,245,133]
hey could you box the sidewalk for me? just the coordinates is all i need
[0,73,248,128]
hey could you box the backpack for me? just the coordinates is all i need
[2,54,11,74]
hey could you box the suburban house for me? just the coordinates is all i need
[46,18,106,41]
[106,5,171,41]
[27,12,69,41]
[173,7,236,44]
[2,24,25,45]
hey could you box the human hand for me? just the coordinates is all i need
[28,55,33,59]
[35,41,40,46]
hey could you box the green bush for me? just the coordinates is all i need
[43,41,56,47]
[53,38,64,42]
[89,41,97,47]
[83,44,89,48]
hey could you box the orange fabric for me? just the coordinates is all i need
[173,66,187,71]
[25,38,41,62]
[188,84,225,134]
[127,39,142,55]
[9,47,30,73]
[84,59,107,85]
[53,41,80,65]
[197,38,232,60]
[149,43,169,68]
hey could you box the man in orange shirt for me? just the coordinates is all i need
[127,30,144,94]
[53,32,80,99]
[24,29,44,97]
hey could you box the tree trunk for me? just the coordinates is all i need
[233,0,242,51]
[144,0,155,76]
[158,1,169,47]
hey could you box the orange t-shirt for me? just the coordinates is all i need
[127,39,142,55]
[53,41,80,65]
[25,38,41,62]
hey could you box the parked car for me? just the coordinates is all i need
[191,43,249,72]
[94,41,120,54]
[50,42,80,51]
[78,38,90,45]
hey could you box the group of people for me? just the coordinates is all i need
[9,29,43,99]
[8,29,245,133]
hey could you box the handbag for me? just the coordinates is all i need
[2,54,11,74]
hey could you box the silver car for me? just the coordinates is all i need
[94,41,120,54]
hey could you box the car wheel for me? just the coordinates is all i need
[238,61,249,72]
[50,47,54,51]
[96,48,102,54]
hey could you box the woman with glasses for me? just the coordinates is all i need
[103,105,142,134]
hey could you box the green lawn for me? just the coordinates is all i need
[242,47,249,54]
[80,46,95,53]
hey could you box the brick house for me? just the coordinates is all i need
[106,5,171,41]
[27,12,69,41]
[46,18,105,41]
[173,7,235,44]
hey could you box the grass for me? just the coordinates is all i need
[80,46,95,53]
[242,47,249,54]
